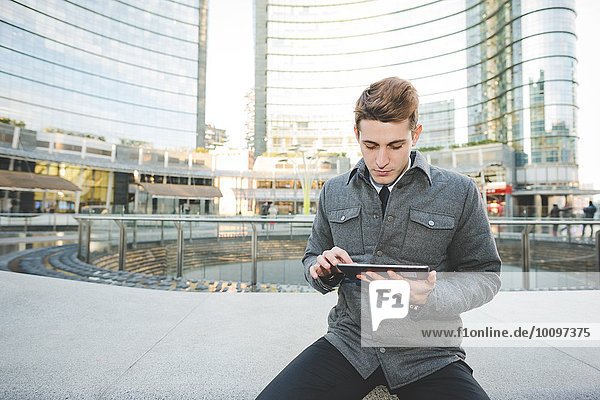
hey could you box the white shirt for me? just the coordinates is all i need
[369,157,412,193]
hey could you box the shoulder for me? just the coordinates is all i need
[429,165,475,190]
[323,171,353,191]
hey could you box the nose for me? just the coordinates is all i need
[376,147,389,168]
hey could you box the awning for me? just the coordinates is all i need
[0,170,81,192]
[138,182,222,199]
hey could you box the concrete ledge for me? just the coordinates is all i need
[1,271,599,399]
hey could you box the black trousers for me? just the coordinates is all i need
[256,337,490,400]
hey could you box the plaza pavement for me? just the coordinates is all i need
[1,270,599,399]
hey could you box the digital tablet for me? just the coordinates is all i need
[336,263,430,280]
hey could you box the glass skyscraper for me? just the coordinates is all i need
[255,0,578,192]
[0,0,208,149]
[254,0,471,158]
[466,0,578,188]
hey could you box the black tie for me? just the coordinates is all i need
[379,185,390,214]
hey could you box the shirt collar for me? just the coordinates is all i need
[346,150,433,186]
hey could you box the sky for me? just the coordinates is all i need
[204,0,254,148]
[204,0,600,189]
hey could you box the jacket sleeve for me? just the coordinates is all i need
[302,182,342,294]
[412,179,501,320]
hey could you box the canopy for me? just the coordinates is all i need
[0,170,81,192]
[138,182,222,199]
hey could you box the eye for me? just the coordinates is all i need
[390,145,403,150]
[365,144,377,150]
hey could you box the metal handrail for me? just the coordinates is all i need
[71,214,600,224]
[73,214,314,223]
[71,215,600,291]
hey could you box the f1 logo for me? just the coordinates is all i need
[369,280,410,331]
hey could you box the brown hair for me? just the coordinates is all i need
[354,77,419,131]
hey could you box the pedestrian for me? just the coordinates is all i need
[260,201,269,229]
[549,204,560,236]
[582,201,597,237]
[256,77,501,400]
[268,202,278,230]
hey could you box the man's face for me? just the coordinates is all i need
[355,119,422,185]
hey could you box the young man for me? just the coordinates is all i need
[257,77,501,400]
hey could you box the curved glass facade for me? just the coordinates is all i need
[467,0,578,177]
[256,0,474,156]
[0,0,208,149]
[256,0,578,187]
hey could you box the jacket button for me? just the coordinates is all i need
[340,215,346,221]
[376,250,382,257]
[428,220,435,226]
[379,347,386,353]
[374,215,378,219]
[387,216,393,222]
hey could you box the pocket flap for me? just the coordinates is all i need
[329,207,361,224]
[409,208,455,230]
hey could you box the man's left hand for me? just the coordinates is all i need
[357,270,436,305]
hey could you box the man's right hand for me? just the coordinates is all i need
[309,246,353,281]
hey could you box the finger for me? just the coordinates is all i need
[309,265,319,280]
[356,274,371,282]
[316,254,330,267]
[316,265,331,278]
[319,254,338,277]
[322,250,339,269]
[387,270,404,280]
[311,263,328,279]
[331,246,353,264]
[365,271,385,280]
[427,271,437,285]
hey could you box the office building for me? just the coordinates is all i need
[466,0,578,187]
[255,0,589,216]
[0,0,208,149]
[204,124,228,150]
[254,0,470,158]
[418,100,456,149]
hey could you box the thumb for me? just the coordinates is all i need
[427,271,437,285]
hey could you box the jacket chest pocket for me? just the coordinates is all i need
[328,207,365,255]
[401,208,455,266]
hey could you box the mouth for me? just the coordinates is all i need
[373,170,391,175]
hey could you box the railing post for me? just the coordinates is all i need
[596,230,600,281]
[189,219,193,243]
[522,224,531,290]
[175,221,184,279]
[132,220,137,249]
[116,221,126,272]
[251,222,258,292]
[107,219,112,248]
[160,220,164,245]
[77,219,91,263]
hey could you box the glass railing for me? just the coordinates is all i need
[0,213,79,255]
[70,215,600,292]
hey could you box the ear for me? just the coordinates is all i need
[411,124,423,146]
[354,125,360,143]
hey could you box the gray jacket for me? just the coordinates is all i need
[302,150,501,390]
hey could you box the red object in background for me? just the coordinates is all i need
[486,184,512,195]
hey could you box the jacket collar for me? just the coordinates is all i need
[346,150,432,186]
